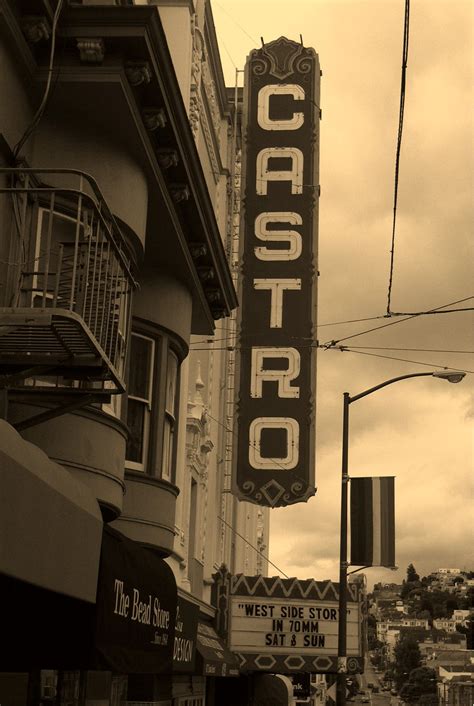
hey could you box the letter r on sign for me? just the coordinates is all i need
[251,347,301,398]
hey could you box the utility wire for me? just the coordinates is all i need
[205,409,315,494]
[386,0,410,315]
[390,308,474,316]
[334,347,472,374]
[318,315,387,328]
[191,304,474,350]
[221,42,239,71]
[214,2,259,45]
[217,514,289,578]
[341,346,474,355]
[190,343,470,376]
[321,296,474,348]
[13,0,64,160]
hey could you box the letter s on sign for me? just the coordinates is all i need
[255,212,303,261]
[257,84,305,131]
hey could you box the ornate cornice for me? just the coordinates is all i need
[21,15,50,43]
[125,61,152,86]
[249,36,316,80]
[77,37,105,64]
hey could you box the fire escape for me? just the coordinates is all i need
[0,168,137,430]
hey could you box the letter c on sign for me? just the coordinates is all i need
[249,417,299,470]
[257,84,305,131]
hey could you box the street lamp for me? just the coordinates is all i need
[336,370,465,706]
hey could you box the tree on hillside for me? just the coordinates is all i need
[420,597,434,617]
[417,609,432,621]
[418,694,439,706]
[399,667,437,704]
[394,636,421,691]
[407,564,420,583]
[446,598,458,616]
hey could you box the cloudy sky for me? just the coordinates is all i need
[212,0,473,587]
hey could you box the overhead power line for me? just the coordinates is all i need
[386,0,410,315]
[333,347,472,374]
[217,514,289,579]
[214,2,259,44]
[342,346,474,355]
[321,296,474,348]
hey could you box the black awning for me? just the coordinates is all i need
[94,526,177,674]
[196,622,240,677]
[0,419,103,604]
[1,523,178,673]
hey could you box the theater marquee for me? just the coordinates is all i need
[212,569,364,675]
[233,37,320,507]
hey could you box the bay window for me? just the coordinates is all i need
[161,349,178,482]
[125,333,154,471]
[125,326,182,483]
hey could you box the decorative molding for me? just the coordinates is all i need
[189,13,203,138]
[204,288,221,305]
[250,36,315,80]
[198,94,220,183]
[125,61,152,86]
[170,184,190,203]
[188,13,223,184]
[210,307,226,321]
[21,16,50,43]
[201,59,221,139]
[156,148,179,170]
[189,93,201,137]
[197,266,215,283]
[76,38,105,64]
[142,107,167,131]
[189,242,208,260]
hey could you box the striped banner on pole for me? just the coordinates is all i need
[350,477,395,568]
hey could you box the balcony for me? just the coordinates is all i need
[0,168,137,396]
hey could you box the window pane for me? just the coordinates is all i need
[126,398,146,464]
[161,418,172,481]
[129,335,152,399]
[165,350,178,414]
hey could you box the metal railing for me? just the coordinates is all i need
[0,168,137,391]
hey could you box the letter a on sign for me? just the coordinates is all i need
[233,36,321,507]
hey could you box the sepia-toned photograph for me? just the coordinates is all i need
[0,1,472,705]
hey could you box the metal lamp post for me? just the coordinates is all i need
[335,370,465,706]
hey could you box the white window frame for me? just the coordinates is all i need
[161,348,178,482]
[125,332,155,473]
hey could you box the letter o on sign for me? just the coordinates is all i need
[249,417,299,470]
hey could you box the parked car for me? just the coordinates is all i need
[372,686,379,693]
[391,688,398,695]
[361,694,370,703]
[367,682,375,689]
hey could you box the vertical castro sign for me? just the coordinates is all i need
[234,37,320,507]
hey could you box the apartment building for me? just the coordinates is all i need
[0,1,268,704]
